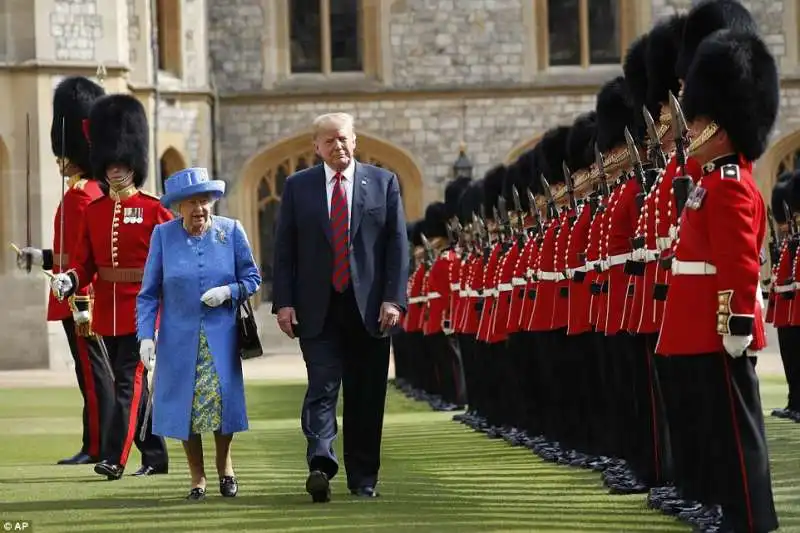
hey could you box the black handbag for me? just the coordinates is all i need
[236,281,263,360]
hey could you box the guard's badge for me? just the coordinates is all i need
[123,208,143,224]
[721,164,740,181]
[686,186,707,210]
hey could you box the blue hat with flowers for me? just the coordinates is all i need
[161,167,226,208]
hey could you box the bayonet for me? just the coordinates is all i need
[643,105,667,169]
[421,232,435,267]
[784,201,797,237]
[526,189,543,237]
[669,91,693,217]
[561,161,577,211]
[540,173,556,221]
[594,143,610,198]
[625,127,648,208]
[767,206,780,268]
[512,185,522,214]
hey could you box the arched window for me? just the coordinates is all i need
[155,0,182,76]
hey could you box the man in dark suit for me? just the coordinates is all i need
[272,112,409,503]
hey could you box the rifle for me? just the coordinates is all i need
[420,233,436,268]
[783,201,798,239]
[766,206,781,268]
[625,127,647,209]
[643,105,667,170]
[527,189,543,239]
[540,174,557,220]
[594,144,610,200]
[561,161,577,215]
[511,185,526,243]
[669,92,694,217]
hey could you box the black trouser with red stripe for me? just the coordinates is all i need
[662,352,778,533]
[61,318,115,459]
[102,334,167,469]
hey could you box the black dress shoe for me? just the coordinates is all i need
[186,487,206,501]
[305,470,331,503]
[132,464,168,476]
[219,476,238,497]
[350,486,380,498]
[94,461,124,480]
[57,452,98,465]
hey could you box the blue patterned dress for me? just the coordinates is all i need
[191,328,222,434]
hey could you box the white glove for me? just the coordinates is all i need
[50,273,73,301]
[16,247,43,270]
[722,334,752,358]
[201,285,232,307]
[73,310,90,325]
[139,339,155,372]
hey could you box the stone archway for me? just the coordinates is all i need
[230,131,424,303]
[505,134,542,165]
[159,146,187,191]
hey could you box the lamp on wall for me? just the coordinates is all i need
[452,142,473,180]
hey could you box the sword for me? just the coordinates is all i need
[25,114,31,273]
[139,361,155,442]
[59,117,66,275]
[669,92,694,217]
[643,105,667,169]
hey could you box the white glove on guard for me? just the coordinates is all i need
[722,334,752,358]
[201,285,232,308]
[139,339,155,372]
[50,273,73,301]
[16,247,43,270]
[73,310,90,325]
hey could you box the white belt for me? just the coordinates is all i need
[537,271,564,281]
[633,249,659,262]
[565,265,590,277]
[671,260,717,276]
[775,284,795,294]
[656,237,672,251]
[427,291,441,299]
[526,268,535,278]
[468,289,480,297]
[458,289,468,297]
[498,283,513,292]
[483,289,498,297]
[408,296,427,304]
[586,260,599,270]
[450,283,460,290]
[511,277,527,286]
[607,253,630,267]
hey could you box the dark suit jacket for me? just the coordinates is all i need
[272,161,409,339]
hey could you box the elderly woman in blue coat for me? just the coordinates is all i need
[137,168,261,501]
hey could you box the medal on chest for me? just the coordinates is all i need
[686,186,707,211]
[123,207,143,224]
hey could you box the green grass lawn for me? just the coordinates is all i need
[0,376,798,532]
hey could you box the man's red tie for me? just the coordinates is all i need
[330,173,350,292]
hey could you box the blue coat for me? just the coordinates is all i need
[137,216,261,440]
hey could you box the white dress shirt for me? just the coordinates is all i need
[324,161,355,225]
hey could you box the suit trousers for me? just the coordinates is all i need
[61,318,115,458]
[299,287,390,490]
[102,334,168,468]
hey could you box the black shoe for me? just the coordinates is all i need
[57,452,98,465]
[94,461,124,480]
[305,470,331,503]
[220,476,238,497]
[186,487,206,501]
[350,486,380,498]
[131,464,168,476]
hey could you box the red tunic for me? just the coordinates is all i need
[629,170,662,334]
[508,236,537,334]
[461,253,483,335]
[596,184,625,332]
[453,253,471,334]
[446,251,463,333]
[603,178,641,335]
[771,239,794,328]
[490,241,520,342]
[566,203,593,335]
[68,190,173,337]
[657,159,767,355]
[423,249,457,336]
[585,198,607,327]
[521,237,542,332]
[477,242,503,342]
[528,220,560,331]
[404,263,426,333]
[552,210,572,330]
[46,176,103,321]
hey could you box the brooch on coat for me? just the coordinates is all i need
[215,228,227,243]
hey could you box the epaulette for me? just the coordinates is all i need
[721,164,740,181]
[139,190,162,201]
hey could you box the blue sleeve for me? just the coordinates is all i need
[137,224,163,341]
[383,173,410,311]
[271,176,296,312]
[228,219,262,304]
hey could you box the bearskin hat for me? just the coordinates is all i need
[682,30,779,162]
[458,178,485,225]
[502,155,532,211]
[675,0,757,80]
[646,14,686,116]
[595,77,639,153]
[444,177,471,220]
[51,77,105,177]
[623,34,649,126]
[772,172,793,223]
[790,170,800,214]
[537,126,571,185]
[567,112,597,172]
[482,165,506,219]
[423,201,449,239]
[88,94,149,188]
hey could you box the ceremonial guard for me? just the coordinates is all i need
[16,77,114,465]
[50,94,170,480]
[398,223,426,395]
[656,29,779,533]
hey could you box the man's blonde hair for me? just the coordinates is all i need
[312,112,355,138]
